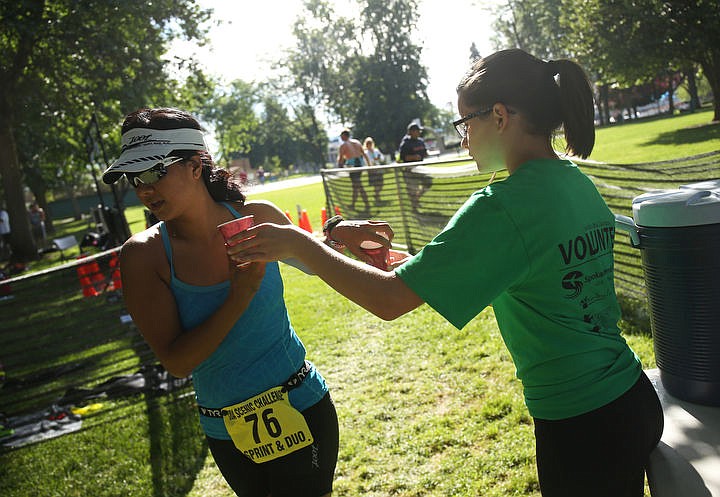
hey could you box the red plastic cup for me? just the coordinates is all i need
[388,249,411,268]
[217,215,254,246]
[360,240,389,270]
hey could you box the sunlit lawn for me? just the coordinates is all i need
[588,107,719,163]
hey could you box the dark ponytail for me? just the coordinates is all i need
[553,59,595,158]
[457,49,596,159]
[121,107,246,203]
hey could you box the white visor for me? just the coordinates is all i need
[102,128,208,184]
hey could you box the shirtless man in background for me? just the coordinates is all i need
[337,129,370,212]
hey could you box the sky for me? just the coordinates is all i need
[170,0,503,121]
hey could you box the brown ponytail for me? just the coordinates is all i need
[457,49,596,159]
[553,59,595,158]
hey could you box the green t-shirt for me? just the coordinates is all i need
[396,159,641,420]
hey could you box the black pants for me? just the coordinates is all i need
[207,392,339,497]
[534,372,663,497]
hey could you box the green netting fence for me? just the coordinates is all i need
[0,249,191,451]
[322,150,720,305]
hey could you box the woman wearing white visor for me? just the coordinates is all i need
[103,107,389,497]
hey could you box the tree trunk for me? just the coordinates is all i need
[684,65,701,112]
[699,53,720,122]
[0,122,38,261]
[599,85,610,125]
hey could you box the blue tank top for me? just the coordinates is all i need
[160,202,328,439]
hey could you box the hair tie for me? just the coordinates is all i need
[546,60,559,77]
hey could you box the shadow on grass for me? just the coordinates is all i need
[0,387,209,497]
[145,389,209,497]
[133,327,209,497]
[642,120,720,147]
[0,255,209,497]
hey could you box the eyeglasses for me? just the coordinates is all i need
[452,107,493,138]
[125,156,185,187]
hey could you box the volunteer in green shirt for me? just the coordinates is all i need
[228,48,664,497]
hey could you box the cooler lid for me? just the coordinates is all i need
[679,179,720,192]
[632,188,720,227]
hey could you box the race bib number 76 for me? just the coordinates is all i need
[223,386,313,463]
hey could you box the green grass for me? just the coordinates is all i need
[246,183,327,233]
[2,109,716,496]
[586,107,718,163]
[185,268,655,497]
[0,265,655,497]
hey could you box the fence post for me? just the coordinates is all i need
[393,166,415,254]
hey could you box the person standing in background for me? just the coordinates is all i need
[28,202,45,248]
[337,129,370,212]
[397,122,427,163]
[0,206,10,260]
[398,123,432,211]
[363,137,384,204]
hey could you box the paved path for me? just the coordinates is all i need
[245,175,322,195]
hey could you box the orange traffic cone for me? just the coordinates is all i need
[76,258,95,297]
[110,269,122,291]
[334,206,342,216]
[88,261,107,292]
[79,276,99,297]
[76,255,105,297]
[285,210,293,222]
[321,207,328,227]
[108,252,122,291]
[299,210,313,233]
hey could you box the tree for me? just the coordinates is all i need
[352,0,433,154]
[0,0,210,260]
[491,0,569,60]
[292,104,330,170]
[250,95,299,173]
[562,0,720,122]
[274,0,434,163]
[665,1,720,120]
[297,1,359,127]
[200,80,261,167]
[275,0,352,167]
[469,42,482,63]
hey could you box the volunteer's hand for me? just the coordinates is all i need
[228,223,308,266]
[329,220,394,263]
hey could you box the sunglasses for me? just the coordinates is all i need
[125,156,185,187]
